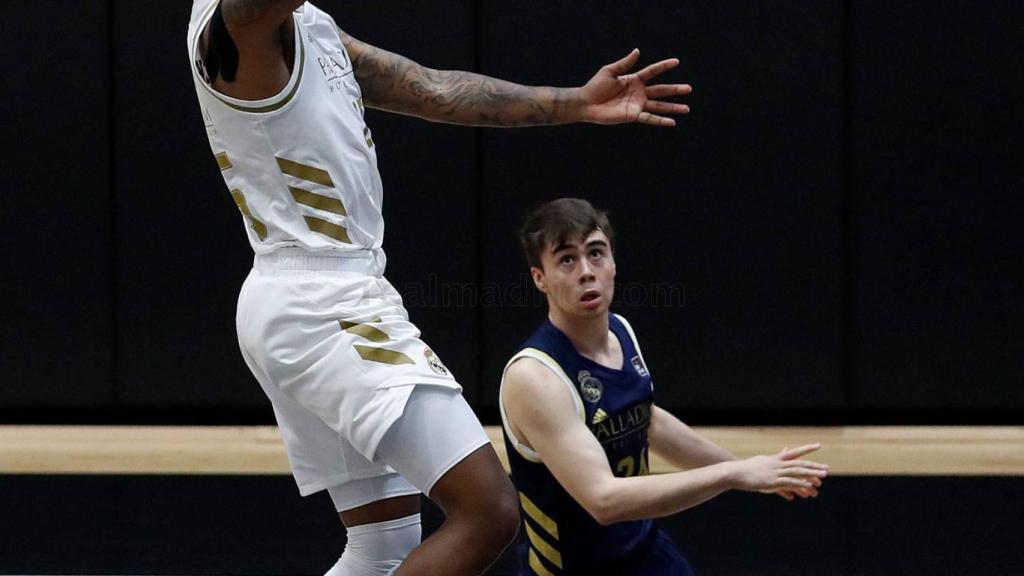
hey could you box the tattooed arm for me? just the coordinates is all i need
[341,31,692,128]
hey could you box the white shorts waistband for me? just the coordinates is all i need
[254,248,386,276]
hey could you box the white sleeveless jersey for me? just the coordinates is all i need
[187,0,384,255]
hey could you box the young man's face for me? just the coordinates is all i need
[532,229,616,319]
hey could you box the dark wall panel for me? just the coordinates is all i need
[0,3,112,407]
[113,1,257,409]
[478,1,846,414]
[849,2,1024,410]
[112,1,478,409]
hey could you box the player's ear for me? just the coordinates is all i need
[530,266,547,294]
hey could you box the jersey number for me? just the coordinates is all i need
[615,450,650,478]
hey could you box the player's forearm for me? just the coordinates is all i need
[406,69,585,127]
[351,44,586,126]
[649,407,736,469]
[589,462,737,525]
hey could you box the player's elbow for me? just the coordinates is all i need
[580,481,628,526]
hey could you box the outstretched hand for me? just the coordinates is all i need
[727,443,829,498]
[579,49,692,127]
[761,445,826,501]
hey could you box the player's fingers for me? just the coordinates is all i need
[785,459,830,471]
[781,467,829,478]
[604,49,641,75]
[636,58,680,82]
[636,111,676,127]
[646,84,692,98]
[780,443,821,459]
[795,485,819,498]
[775,477,814,489]
[778,491,795,501]
[645,100,690,115]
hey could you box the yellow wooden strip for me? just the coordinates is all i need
[2,426,1023,476]
[525,521,563,569]
[519,492,559,540]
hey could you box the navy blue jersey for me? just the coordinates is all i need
[500,313,692,575]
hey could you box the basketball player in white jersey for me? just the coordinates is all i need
[187,1,691,575]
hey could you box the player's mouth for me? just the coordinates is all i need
[580,289,602,309]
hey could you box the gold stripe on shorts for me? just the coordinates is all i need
[354,345,414,366]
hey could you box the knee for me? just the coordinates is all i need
[484,478,521,546]
[448,476,519,548]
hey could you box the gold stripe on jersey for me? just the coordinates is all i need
[528,549,557,576]
[277,157,336,188]
[525,521,563,569]
[519,492,559,540]
[215,152,232,171]
[339,320,391,343]
[290,186,348,216]
[230,189,268,240]
[354,345,414,366]
[304,216,351,244]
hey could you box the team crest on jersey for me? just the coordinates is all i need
[577,370,604,403]
[424,348,449,376]
[630,355,649,377]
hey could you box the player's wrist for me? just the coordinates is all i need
[558,87,590,124]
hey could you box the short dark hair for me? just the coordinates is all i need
[520,198,615,269]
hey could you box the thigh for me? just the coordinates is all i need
[239,270,462,463]
[372,386,493,497]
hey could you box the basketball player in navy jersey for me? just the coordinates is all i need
[500,198,829,575]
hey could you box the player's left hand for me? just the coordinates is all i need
[761,475,823,501]
[579,49,691,127]
[759,445,824,501]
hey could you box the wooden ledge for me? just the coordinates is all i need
[1,425,1022,476]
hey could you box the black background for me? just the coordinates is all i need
[2,0,1022,424]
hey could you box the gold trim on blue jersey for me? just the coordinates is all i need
[528,548,557,576]
[519,492,559,540]
[525,521,563,569]
[499,348,586,464]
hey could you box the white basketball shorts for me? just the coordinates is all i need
[236,248,485,497]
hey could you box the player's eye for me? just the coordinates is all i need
[560,255,575,266]
[589,249,604,259]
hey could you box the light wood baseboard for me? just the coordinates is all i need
[1,425,1022,476]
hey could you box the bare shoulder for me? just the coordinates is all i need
[503,357,577,420]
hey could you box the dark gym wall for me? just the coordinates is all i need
[1,2,113,408]
[1,1,1020,423]
[847,1,1024,412]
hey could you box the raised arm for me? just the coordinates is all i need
[502,359,828,525]
[342,31,692,127]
